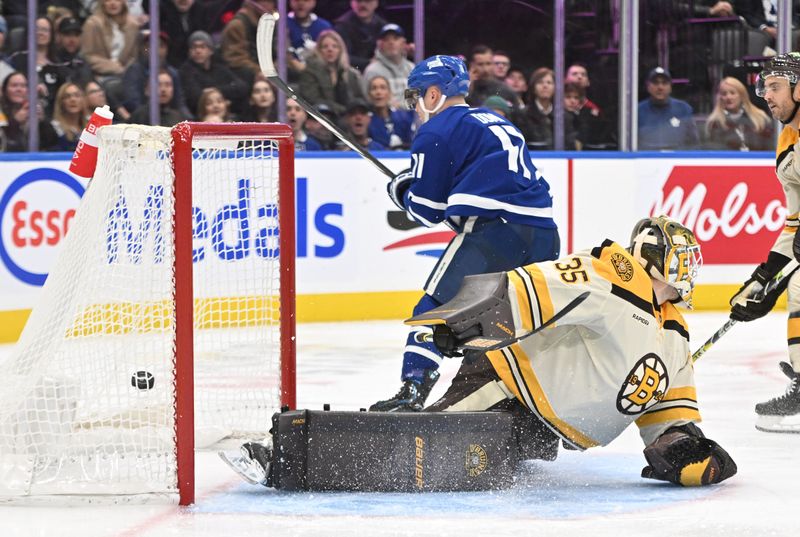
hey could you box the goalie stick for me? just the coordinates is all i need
[692,258,800,362]
[256,13,396,180]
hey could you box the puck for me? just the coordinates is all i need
[131,370,155,390]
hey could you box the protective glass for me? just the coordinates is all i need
[404,88,421,110]
[755,72,796,97]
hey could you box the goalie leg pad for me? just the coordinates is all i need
[270,409,519,491]
[642,424,737,486]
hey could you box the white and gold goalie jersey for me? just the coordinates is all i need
[487,240,701,450]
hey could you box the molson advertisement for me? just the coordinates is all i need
[0,153,779,343]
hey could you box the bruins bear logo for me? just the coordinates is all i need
[610,252,634,282]
[616,353,669,415]
[465,444,488,477]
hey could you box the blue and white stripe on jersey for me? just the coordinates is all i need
[401,104,556,230]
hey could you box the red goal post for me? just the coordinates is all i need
[172,122,296,505]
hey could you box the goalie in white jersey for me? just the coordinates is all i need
[410,216,737,487]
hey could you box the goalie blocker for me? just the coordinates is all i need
[265,409,521,491]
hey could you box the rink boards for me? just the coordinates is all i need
[0,150,783,342]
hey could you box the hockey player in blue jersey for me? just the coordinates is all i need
[370,55,561,412]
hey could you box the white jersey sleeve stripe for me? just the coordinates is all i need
[406,205,438,228]
[447,193,554,218]
[408,192,448,211]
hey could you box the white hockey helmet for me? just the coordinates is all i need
[628,216,702,309]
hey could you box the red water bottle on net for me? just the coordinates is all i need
[69,105,114,178]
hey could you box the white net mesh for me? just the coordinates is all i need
[0,125,288,500]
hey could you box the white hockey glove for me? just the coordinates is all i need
[387,168,413,210]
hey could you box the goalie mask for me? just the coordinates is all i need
[628,216,702,309]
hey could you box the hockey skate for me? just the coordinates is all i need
[369,369,440,411]
[219,441,274,486]
[755,361,800,433]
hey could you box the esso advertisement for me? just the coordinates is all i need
[0,166,85,297]
[652,165,784,264]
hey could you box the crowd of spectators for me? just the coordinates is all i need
[0,0,788,153]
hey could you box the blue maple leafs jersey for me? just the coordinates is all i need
[402,104,556,230]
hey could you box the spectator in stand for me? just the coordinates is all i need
[366,74,414,149]
[9,17,67,116]
[81,0,140,82]
[465,44,519,107]
[222,0,276,86]
[564,63,614,149]
[492,50,511,81]
[196,86,231,122]
[240,76,278,123]
[287,0,332,77]
[338,99,386,151]
[49,82,86,151]
[563,82,586,150]
[504,66,528,105]
[54,17,92,86]
[298,29,366,117]
[287,97,322,151]
[736,0,800,56]
[483,94,511,118]
[564,63,602,117]
[704,76,773,150]
[305,103,338,149]
[0,17,13,84]
[334,0,387,72]
[638,67,699,150]
[130,69,188,126]
[83,79,109,118]
[363,24,414,109]
[146,0,222,69]
[180,30,248,117]
[122,30,190,120]
[522,67,555,149]
[0,72,57,152]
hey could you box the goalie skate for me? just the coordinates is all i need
[218,442,273,486]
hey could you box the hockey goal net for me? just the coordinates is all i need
[0,123,295,505]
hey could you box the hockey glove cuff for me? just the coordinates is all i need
[641,425,737,487]
[388,168,413,210]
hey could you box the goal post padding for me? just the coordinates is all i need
[0,123,295,505]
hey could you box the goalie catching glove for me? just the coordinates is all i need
[642,424,737,486]
[730,253,793,322]
[387,168,413,210]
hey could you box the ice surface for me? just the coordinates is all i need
[1,312,797,536]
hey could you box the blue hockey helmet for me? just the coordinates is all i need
[404,55,470,110]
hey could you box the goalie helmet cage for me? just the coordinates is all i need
[0,123,296,506]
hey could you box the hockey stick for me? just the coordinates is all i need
[256,13,396,180]
[692,258,800,362]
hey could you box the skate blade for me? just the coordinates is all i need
[755,414,800,434]
[218,450,268,485]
